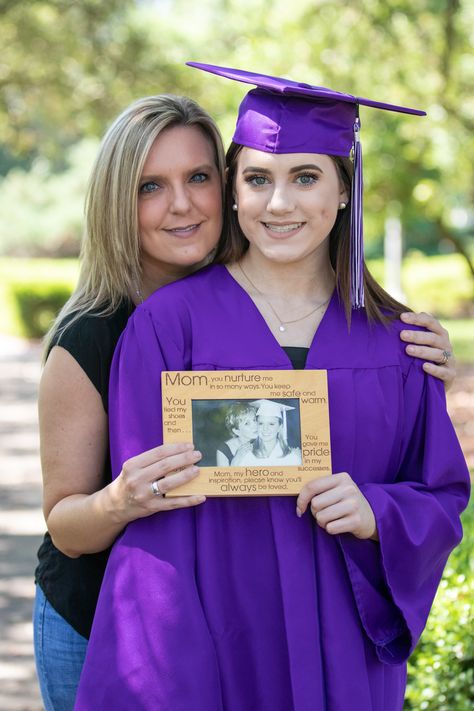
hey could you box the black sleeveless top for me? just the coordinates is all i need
[35,302,133,638]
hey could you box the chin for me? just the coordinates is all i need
[176,247,213,268]
[262,247,306,264]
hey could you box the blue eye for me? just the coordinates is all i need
[190,172,208,183]
[296,173,318,185]
[245,175,269,186]
[139,181,160,194]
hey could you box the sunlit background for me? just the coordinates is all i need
[0,1,472,709]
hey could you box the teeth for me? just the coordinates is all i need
[264,223,303,233]
[169,224,198,232]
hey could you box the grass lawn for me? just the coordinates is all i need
[0,254,472,362]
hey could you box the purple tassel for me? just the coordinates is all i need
[350,117,365,309]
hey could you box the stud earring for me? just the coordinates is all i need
[338,202,347,210]
[232,203,238,211]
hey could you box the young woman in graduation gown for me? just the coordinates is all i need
[74,65,470,711]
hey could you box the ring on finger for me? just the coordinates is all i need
[151,479,165,497]
[439,349,452,366]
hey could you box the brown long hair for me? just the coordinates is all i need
[214,142,410,325]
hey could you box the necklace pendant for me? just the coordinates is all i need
[279,324,286,332]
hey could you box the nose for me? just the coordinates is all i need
[266,184,294,214]
[170,184,192,214]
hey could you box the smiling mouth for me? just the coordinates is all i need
[165,223,201,234]
[263,222,304,233]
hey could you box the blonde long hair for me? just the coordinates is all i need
[44,94,226,354]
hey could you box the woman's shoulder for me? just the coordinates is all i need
[145,264,222,308]
[345,306,427,377]
[137,264,224,325]
[51,301,133,358]
[48,301,134,406]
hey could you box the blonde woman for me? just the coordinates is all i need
[35,90,456,710]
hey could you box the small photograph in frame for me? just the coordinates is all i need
[191,398,302,467]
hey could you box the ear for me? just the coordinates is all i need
[339,185,349,204]
[225,165,236,199]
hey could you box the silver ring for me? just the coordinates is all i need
[151,479,164,497]
[439,350,451,366]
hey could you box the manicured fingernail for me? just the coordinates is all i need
[193,450,202,458]
[406,345,415,354]
[191,465,200,473]
[296,507,302,518]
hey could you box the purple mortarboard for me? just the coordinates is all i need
[186,62,426,308]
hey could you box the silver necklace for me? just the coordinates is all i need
[237,261,331,333]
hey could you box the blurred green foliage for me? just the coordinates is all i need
[367,253,474,318]
[0,140,98,256]
[13,283,72,338]
[0,258,78,337]
[405,501,473,710]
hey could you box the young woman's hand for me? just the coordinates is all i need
[400,312,456,390]
[110,443,205,523]
[296,472,378,541]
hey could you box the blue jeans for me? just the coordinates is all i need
[33,585,88,711]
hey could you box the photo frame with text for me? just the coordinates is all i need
[162,370,331,496]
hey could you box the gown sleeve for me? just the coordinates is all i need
[338,360,470,665]
[108,306,186,480]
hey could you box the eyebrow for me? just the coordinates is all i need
[140,163,215,181]
[242,163,324,175]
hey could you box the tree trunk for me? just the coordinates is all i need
[436,218,474,281]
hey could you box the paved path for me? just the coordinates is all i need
[0,333,472,711]
[0,336,43,711]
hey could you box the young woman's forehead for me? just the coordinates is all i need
[238,147,335,171]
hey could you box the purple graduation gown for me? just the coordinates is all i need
[75,264,469,711]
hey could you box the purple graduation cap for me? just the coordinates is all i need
[186,61,426,309]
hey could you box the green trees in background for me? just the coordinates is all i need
[0,0,472,274]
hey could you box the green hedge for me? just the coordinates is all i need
[0,258,78,338]
[12,283,72,339]
[405,502,473,710]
